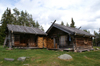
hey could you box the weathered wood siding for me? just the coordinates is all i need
[43,37,47,48]
[28,35,36,47]
[75,37,92,50]
[37,37,44,48]
[14,35,37,47]
[46,37,58,49]
[14,35,20,47]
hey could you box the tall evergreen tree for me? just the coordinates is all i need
[0,8,14,45]
[70,18,75,28]
[35,21,40,28]
[13,8,20,24]
[93,31,100,46]
[66,23,69,27]
[0,7,45,45]
[83,30,90,33]
[61,21,64,25]
[40,25,44,31]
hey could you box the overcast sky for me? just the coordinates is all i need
[0,0,100,34]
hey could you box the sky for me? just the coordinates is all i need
[0,0,100,34]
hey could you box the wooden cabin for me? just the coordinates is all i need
[4,24,47,48]
[46,22,94,52]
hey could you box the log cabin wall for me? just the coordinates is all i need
[75,36,92,50]
[45,37,58,49]
[14,34,37,47]
[37,36,57,49]
[43,37,47,48]
[37,36,44,48]
[28,35,37,47]
[47,27,74,49]
[14,35,20,47]
[47,27,66,49]
[46,27,67,49]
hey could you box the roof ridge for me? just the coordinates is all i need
[53,23,94,36]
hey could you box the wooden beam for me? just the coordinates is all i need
[8,31,12,48]
[74,37,77,52]
[53,38,55,48]
[3,35,7,48]
[46,20,56,34]
[11,33,14,46]
[52,20,56,25]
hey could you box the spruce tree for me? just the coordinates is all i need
[13,8,20,24]
[35,21,40,28]
[66,23,69,27]
[61,21,64,25]
[40,25,44,31]
[0,7,45,45]
[70,18,75,28]
[0,8,14,45]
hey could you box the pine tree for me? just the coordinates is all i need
[35,21,40,28]
[70,18,75,28]
[66,23,69,27]
[61,21,64,25]
[83,30,90,33]
[13,8,20,24]
[40,25,44,31]
[0,8,14,45]
[0,8,45,45]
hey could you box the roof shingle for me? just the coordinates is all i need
[47,23,94,36]
[7,24,46,35]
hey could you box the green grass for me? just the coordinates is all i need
[0,46,100,66]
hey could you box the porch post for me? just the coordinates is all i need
[8,31,12,48]
[71,35,77,52]
[11,32,14,47]
[74,37,77,52]
[53,38,55,48]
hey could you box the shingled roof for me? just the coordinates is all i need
[46,23,94,37]
[7,24,46,35]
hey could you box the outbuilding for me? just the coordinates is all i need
[4,24,47,48]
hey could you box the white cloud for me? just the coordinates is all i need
[0,0,100,34]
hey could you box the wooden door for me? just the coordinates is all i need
[59,35,67,48]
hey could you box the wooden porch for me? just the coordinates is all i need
[47,48,74,51]
[14,47,42,49]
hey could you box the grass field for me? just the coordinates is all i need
[0,46,100,66]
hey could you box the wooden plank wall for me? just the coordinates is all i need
[37,37,58,49]
[14,35,37,47]
[43,37,47,48]
[75,37,92,50]
[28,36,36,47]
[46,37,58,49]
[37,37,44,48]
[14,35,58,49]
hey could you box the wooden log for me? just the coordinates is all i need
[37,37,43,48]
[20,43,27,47]
[43,37,47,48]
[12,33,14,46]
[3,35,7,47]
[75,37,92,50]
[46,38,54,49]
